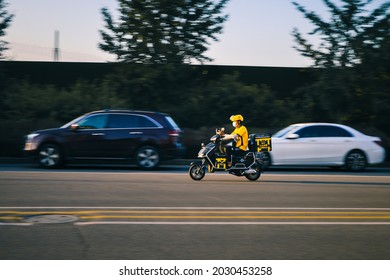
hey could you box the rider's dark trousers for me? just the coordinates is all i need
[226,146,246,164]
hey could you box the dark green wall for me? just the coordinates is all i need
[1,61,314,95]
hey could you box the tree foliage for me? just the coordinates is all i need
[291,0,390,130]
[99,0,229,64]
[292,0,390,68]
[0,0,14,59]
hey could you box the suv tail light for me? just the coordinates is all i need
[168,129,180,137]
[168,129,181,144]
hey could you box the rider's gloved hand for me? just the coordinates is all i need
[216,128,225,135]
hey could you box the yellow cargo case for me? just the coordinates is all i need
[249,133,272,152]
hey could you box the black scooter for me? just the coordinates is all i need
[189,131,272,181]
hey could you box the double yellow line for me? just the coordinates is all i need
[2,209,390,223]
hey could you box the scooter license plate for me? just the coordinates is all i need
[215,157,227,169]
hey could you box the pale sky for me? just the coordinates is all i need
[3,0,388,67]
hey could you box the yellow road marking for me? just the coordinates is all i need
[78,215,390,220]
[2,210,390,222]
[2,210,390,215]
[0,216,23,220]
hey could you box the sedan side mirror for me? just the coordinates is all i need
[70,123,80,131]
[286,133,299,140]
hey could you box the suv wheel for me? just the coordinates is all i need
[38,144,63,168]
[136,146,160,169]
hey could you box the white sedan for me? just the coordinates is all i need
[261,123,386,171]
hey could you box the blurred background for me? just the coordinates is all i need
[0,0,389,161]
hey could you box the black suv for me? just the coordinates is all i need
[24,110,185,169]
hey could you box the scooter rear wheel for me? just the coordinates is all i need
[244,165,261,181]
[189,164,206,180]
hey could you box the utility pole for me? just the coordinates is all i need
[53,30,60,61]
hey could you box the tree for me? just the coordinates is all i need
[291,0,390,129]
[99,0,229,64]
[0,0,14,59]
[292,0,390,68]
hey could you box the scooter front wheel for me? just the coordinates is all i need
[189,164,206,180]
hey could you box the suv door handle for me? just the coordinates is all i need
[92,133,105,136]
[129,132,143,135]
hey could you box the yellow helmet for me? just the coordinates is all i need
[230,114,244,122]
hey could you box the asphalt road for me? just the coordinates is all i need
[1,163,390,260]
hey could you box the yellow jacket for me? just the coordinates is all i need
[231,125,248,151]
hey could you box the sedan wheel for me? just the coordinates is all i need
[136,146,160,169]
[38,144,63,168]
[345,150,367,171]
[257,152,271,169]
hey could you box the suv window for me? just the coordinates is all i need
[107,114,160,129]
[296,125,352,138]
[165,116,180,130]
[78,114,108,129]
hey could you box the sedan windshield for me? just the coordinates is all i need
[273,125,299,138]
